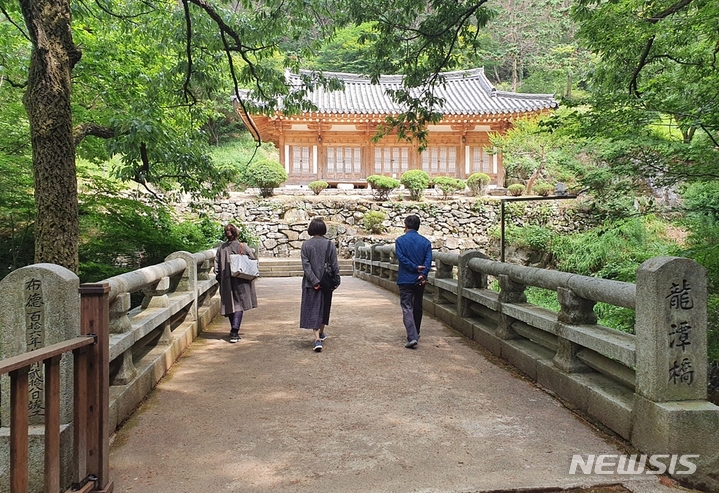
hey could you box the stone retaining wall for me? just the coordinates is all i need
[197,193,596,259]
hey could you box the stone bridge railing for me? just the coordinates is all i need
[0,249,220,491]
[354,242,719,491]
[101,249,219,430]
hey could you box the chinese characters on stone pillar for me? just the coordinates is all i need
[666,280,694,386]
[24,277,45,417]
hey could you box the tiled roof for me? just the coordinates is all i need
[283,67,557,116]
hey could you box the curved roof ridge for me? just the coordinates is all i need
[279,67,557,115]
[494,90,556,101]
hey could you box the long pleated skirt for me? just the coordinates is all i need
[299,287,333,329]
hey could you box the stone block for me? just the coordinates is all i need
[632,395,719,492]
[500,339,554,381]
[535,360,589,413]
[472,322,502,357]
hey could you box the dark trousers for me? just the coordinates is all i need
[227,311,243,333]
[399,284,424,342]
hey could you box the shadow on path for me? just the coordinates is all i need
[108,277,695,493]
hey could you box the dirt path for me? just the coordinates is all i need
[108,277,697,493]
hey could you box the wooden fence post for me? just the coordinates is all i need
[79,283,113,493]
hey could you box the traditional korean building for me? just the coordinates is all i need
[232,68,557,187]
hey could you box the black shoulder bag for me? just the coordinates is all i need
[319,240,341,292]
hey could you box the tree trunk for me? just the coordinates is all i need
[20,0,81,272]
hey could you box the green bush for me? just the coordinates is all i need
[533,183,553,196]
[400,170,430,201]
[308,180,329,195]
[362,210,387,234]
[77,177,225,282]
[366,175,400,201]
[466,172,491,196]
[244,159,288,197]
[433,176,466,199]
[507,183,526,196]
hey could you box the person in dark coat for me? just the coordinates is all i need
[300,218,340,352]
[214,223,258,343]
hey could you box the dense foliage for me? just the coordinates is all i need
[1,0,717,367]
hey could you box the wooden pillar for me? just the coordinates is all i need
[79,283,113,493]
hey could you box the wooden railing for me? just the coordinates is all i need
[0,284,112,493]
[0,249,219,492]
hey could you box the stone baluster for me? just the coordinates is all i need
[198,259,213,281]
[496,274,526,340]
[387,248,398,282]
[112,348,137,385]
[141,276,171,309]
[109,292,132,333]
[166,251,197,321]
[457,250,488,318]
[553,287,596,373]
[354,241,366,274]
[157,320,173,346]
[370,244,381,276]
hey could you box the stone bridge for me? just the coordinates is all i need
[0,248,717,492]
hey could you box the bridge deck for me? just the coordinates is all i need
[108,277,688,493]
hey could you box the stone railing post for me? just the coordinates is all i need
[553,287,596,373]
[112,349,137,386]
[431,254,454,304]
[166,251,197,322]
[370,244,382,277]
[352,241,366,275]
[496,274,525,340]
[632,257,718,491]
[457,250,488,318]
[141,276,171,309]
[108,293,132,334]
[635,257,707,401]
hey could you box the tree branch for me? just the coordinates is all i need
[73,122,116,146]
[1,6,31,42]
[629,36,655,97]
[0,74,27,89]
[180,0,197,105]
[646,0,694,23]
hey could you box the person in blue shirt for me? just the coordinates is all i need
[394,214,433,348]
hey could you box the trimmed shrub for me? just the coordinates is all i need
[533,183,553,196]
[400,170,430,201]
[366,175,400,201]
[244,159,288,197]
[508,183,526,196]
[362,210,387,234]
[466,172,491,196]
[308,180,329,195]
[433,176,466,199]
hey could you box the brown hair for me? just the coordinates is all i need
[224,223,239,241]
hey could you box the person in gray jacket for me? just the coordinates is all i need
[214,223,258,343]
[300,218,340,352]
